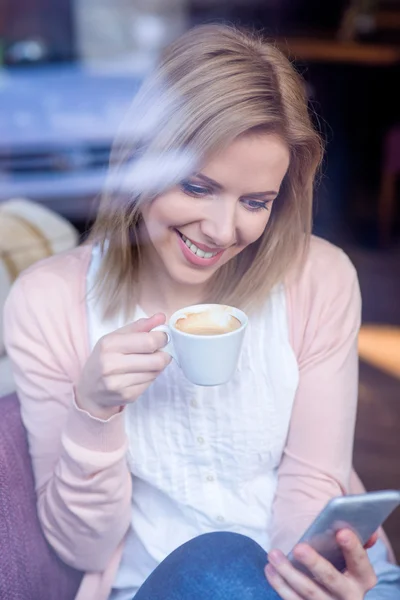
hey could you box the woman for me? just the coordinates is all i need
[4,24,399,600]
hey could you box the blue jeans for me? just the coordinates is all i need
[133,532,400,600]
[135,532,280,599]
[366,540,400,600]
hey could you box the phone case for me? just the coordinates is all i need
[287,490,400,577]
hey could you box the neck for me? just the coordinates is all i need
[138,254,207,320]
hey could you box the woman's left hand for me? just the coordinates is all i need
[265,529,378,599]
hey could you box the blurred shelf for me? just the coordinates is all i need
[375,10,400,30]
[275,37,400,66]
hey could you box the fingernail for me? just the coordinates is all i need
[339,532,351,545]
[268,550,284,565]
[294,545,309,560]
[266,564,277,577]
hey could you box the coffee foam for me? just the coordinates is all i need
[175,306,241,336]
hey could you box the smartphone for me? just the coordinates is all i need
[287,490,400,577]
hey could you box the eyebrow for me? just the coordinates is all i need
[195,173,278,198]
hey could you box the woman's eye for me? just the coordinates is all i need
[242,199,270,212]
[180,181,210,197]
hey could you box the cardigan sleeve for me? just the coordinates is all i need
[3,265,132,572]
[270,242,361,554]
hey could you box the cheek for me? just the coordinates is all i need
[239,211,271,246]
[143,191,194,229]
[142,210,164,243]
[141,196,174,242]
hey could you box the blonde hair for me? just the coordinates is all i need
[91,24,323,316]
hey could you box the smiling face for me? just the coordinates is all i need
[140,132,290,288]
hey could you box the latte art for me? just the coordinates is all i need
[175,308,241,336]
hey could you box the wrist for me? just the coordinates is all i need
[74,390,122,421]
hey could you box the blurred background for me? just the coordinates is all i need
[0,0,399,556]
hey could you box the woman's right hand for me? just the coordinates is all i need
[76,313,171,420]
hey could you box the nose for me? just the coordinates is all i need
[200,199,237,248]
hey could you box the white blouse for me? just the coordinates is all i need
[86,245,299,599]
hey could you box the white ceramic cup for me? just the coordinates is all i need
[153,304,248,386]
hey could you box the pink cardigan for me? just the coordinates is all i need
[3,236,378,600]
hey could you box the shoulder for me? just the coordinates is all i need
[4,244,92,347]
[301,235,357,286]
[8,244,92,305]
[287,235,359,302]
[285,236,361,353]
[17,243,92,288]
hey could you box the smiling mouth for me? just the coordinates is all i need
[176,231,221,259]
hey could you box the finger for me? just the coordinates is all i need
[119,372,161,393]
[104,371,161,398]
[264,562,304,600]
[290,543,348,597]
[337,530,378,590]
[120,313,166,334]
[103,351,171,375]
[107,366,168,391]
[96,372,161,407]
[364,531,379,550]
[101,331,169,355]
[267,549,330,600]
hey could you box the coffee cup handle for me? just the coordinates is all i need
[151,325,179,364]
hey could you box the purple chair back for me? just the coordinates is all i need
[0,393,83,600]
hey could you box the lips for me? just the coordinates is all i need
[175,230,224,267]
[179,233,219,258]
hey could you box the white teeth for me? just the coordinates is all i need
[180,233,218,259]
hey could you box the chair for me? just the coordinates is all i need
[0,393,83,600]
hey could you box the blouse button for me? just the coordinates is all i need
[206,475,215,482]
[217,515,225,523]
[197,436,205,445]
